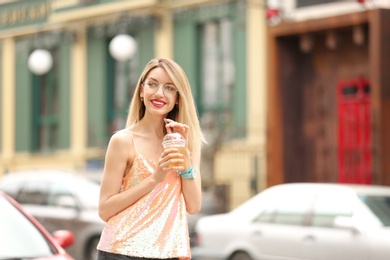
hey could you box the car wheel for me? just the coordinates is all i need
[85,236,100,260]
[230,251,252,260]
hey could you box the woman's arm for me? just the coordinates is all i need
[164,118,203,215]
[98,131,157,221]
[181,147,202,215]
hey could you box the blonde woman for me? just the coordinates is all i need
[97,58,206,260]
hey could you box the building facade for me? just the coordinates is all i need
[0,0,267,210]
[266,0,390,187]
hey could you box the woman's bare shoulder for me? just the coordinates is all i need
[108,129,134,146]
[107,129,136,165]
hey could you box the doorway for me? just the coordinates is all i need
[337,77,371,184]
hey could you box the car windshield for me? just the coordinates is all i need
[359,195,390,226]
[0,196,54,259]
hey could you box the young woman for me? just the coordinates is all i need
[97,58,206,260]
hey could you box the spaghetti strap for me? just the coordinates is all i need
[128,131,139,154]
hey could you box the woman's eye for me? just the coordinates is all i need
[148,83,157,88]
[166,86,176,92]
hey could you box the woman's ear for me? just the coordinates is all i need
[140,83,144,99]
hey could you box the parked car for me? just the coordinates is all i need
[0,191,75,260]
[0,169,105,260]
[187,191,220,247]
[193,183,390,260]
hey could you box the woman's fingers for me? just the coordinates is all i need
[164,118,173,134]
[159,147,184,172]
[164,118,189,139]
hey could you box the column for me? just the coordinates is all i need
[154,9,173,59]
[71,29,87,168]
[1,38,15,174]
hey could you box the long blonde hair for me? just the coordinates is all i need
[126,58,206,153]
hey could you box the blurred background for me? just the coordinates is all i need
[1,0,390,248]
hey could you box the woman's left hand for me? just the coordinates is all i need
[164,118,189,140]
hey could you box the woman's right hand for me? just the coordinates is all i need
[153,147,184,183]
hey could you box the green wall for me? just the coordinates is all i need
[15,47,32,152]
[173,22,200,104]
[58,44,71,150]
[137,28,155,71]
[232,7,247,138]
[87,35,107,148]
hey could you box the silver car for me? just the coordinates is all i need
[0,169,105,260]
[193,183,390,260]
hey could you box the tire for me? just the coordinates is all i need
[85,236,100,260]
[230,251,252,260]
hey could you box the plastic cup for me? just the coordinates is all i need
[162,132,186,168]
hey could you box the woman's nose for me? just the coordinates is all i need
[155,85,165,96]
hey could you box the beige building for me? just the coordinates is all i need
[0,0,267,211]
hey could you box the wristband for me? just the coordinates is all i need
[180,166,196,179]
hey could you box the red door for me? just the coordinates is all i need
[337,78,371,184]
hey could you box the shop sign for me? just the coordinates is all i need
[0,0,49,30]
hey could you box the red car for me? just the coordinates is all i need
[0,191,75,260]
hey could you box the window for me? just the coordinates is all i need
[32,48,59,152]
[273,194,313,225]
[0,182,23,199]
[199,18,234,136]
[255,206,276,223]
[296,0,349,8]
[359,195,390,227]
[254,190,314,226]
[0,197,54,257]
[311,192,353,228]
[47,182,74,207]
[17,182,49,205]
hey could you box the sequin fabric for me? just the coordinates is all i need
[97,146,191,259]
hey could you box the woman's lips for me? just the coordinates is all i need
[151,99,166,108]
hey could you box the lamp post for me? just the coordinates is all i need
[108,33,137,130]
[108,34,137,61]
[28,49,53,75]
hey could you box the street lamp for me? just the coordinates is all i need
[108,34,137,62]
[28,49,53,75]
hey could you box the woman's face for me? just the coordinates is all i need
[141,67,178,117]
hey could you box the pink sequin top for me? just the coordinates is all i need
[97,133,191,259]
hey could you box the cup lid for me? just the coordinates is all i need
[163,132,184,142]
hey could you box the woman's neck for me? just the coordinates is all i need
[134,115,166,138]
